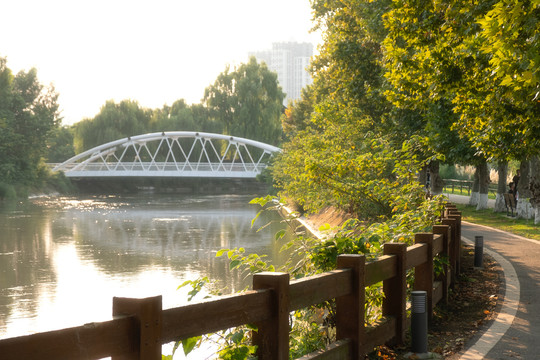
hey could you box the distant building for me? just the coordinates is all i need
[249,42,313,105]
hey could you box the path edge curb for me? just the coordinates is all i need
[457,233,520,359]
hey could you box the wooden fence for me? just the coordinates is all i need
[443,179,498,196]
[0,205,462,360]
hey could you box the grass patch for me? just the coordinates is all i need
[456,204,540,241]
[443,187,471,197]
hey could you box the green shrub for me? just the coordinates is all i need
[46,171,75,194]
[0,182,16,199]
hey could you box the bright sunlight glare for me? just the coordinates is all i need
[1,0,321,125]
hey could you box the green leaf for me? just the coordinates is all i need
[229,259,241,270]
[177,280,192,290]
[251,210,262,228]
[230,330,245,344]
[249,197,264,205]
[216,248,229,257]
[181,336,201,356]
[318,223,331,232]
[245,323,258,331]
[275,229,286,240]
[249,195,274,206]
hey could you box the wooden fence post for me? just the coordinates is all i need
[433,225,451,304]
[447,212,462,275]
[252,272,290,360]
[112,296,162,360]
[445,204,457,218]
[336,254,366,358]
[383,243,407,345]
[414,233,434,322]
[441,217,458,287]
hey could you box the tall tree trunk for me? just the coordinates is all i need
[468,166,480,206]
[494,160,508,213]
[516,160,534,219]
[477,161,490,210]
[418,166,428,187]
[418,166,429,196]
[530,156,540,224]
[429,161,444,195]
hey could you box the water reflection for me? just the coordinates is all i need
[0,194,288,341]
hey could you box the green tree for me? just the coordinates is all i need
[190,103,223,134]
[0,57,60,187]
[204,66,235,136]
[73,100,151,152]
[281,85,316,139]
[459,0,539,219]
[150,99,195,131]
[457,0,540,157]
[204,57,285,145]
[274,0,437,219]
[382,0,508,209]
[382,0,539,217]
[309,0,393,133]
[149,100,222,134]
[46,126,75,163]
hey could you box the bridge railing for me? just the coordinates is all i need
[0,205,462,360]
[53,162,270,179]
[61,162,266,172]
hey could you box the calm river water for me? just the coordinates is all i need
[0,192,289,356]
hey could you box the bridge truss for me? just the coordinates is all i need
[53,132,281,178]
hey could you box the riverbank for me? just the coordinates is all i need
[71,177,273,196]
[287,205,353,240]
[1,170,75,200]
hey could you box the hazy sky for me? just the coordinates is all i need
[1,0,321,125]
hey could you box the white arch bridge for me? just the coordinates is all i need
[52,131,281,178]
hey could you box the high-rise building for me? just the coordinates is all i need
[249,42,313,105]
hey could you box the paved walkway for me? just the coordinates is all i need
[445,193,496,208]
[444,194,539,359]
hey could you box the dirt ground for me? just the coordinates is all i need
[371,243,502,359]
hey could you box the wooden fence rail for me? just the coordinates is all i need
[443,179,498,196]
[0,205,462,360]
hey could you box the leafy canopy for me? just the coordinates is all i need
[0,57,60,186]
[204,57,285,146]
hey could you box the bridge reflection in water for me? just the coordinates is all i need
[63,205,272,271]
[52,131,281,178]
[55,195,289,284]
[0,194,290,343]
